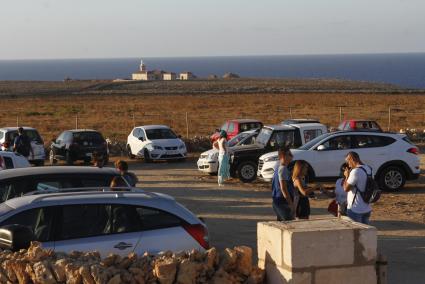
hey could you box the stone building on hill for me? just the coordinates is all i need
[163,72,177,81]
[180,72,196,80]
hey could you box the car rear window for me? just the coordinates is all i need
[5,130,43,143]
[73,132,105,144]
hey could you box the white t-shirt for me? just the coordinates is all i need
[217,138,228,155]
[335,178,347,205]
[347,165,372,214]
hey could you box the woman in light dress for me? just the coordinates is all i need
[213,130,230,186]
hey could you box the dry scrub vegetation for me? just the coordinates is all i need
[0,80,424,143]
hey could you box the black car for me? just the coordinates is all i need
[230,123,326,183]
[50,129,108,165]
[0,166,123,202]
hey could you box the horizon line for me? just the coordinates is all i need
[1,51,425,61]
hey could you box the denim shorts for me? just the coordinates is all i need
[273,199,294,221]
[347,209,371,225]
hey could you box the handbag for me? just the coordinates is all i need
[327,199,338,217]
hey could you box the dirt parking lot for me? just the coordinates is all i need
[121,155,425,284]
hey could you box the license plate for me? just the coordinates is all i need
[167,151,177,155]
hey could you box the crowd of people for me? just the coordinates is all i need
[271,146,374,225]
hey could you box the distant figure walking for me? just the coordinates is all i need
[213,130,230,186]
[292,161,315,219]
[343,152,373,224]
[271,147,295,221]
[115,160,138,187]
[13,127,33,160]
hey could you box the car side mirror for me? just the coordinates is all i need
[0,225,35,252]
[317,145,326,151]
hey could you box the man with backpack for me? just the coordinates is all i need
[13,127,34,160]
[343,151,380,224]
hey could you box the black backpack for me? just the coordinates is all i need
[352,166,381,204]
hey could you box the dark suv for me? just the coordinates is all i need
[49,129,108,165]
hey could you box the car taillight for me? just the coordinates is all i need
[183,224,209,249]
[407,148,419,155]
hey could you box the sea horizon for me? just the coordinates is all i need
[1,52,425,88]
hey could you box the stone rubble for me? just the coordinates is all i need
[0,242,265,284]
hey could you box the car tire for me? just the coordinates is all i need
[35,160,45,167]
[65,151,73,166]
[127,145,135,159]
[378,166,406,191]
[237,161,257,183]
[49,149,56,166]
[144,149,153,163]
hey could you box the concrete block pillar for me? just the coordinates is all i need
[257,217,378,284]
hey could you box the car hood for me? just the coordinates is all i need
[232,143,264,153]
[150,139,184,147]
[201,149,218,156]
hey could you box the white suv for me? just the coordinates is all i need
[0,151,31,170]
[0,190,208,256]
[258,131,420,191]
[0,127,46,166]
[127,125,187,162]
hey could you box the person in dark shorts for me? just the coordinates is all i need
[292,160,316,219]
[271,147,295,221]
[13,127,34,160]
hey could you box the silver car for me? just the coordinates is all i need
[0,190,209,256]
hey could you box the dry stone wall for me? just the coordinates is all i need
[0,242,265,284]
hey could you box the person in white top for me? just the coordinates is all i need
[343,151,373,224]
[213,130,230,186]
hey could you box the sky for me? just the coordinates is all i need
[0,0,424,60]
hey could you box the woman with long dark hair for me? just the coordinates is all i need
[213,130,230,186]
[292,161,315,219]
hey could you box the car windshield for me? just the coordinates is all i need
[146,128,177,140]
[298,133,332,150]
[256,128,272,146]
[228,132,250,147]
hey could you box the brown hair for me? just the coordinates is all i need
[114,160,128,172]
[346,151,362,164]
[110,176,128,189]
[292,161,308,180]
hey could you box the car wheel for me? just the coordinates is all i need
[127,145,135,159]
[237,161,257,183]
[144,149,153,163]
[36,160,45,167]
[65,151,73,165]
[378,166,406,191]
[49,150,56,166]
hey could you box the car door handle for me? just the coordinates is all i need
[114,242,133,250]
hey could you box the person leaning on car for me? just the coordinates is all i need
[271,146,295,221]
[343,151,372,225]
[13,127,34,160]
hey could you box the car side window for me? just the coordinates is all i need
[220,122,229,131]
[110,205,182,234]
[58,204,110,240]
[269,131,295,149]
[0,207,56,242]
[321,135,352,150]
[227,123,235,133]
[56,132,66,143]
[0,180,31,202]
[353,135,395,148]
[3,157,13,169]
[304,129,323,143]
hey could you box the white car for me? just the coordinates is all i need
[258,131,420,191]
[0,127,46,166]
[197,130,259,174]
[0,151,31,170]
[0,190,209,256]
[127,125,187,162]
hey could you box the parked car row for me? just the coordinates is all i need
[198,118,421,191]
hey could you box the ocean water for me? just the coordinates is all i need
[0,53,425,88]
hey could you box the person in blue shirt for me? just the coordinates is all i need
[271,147,295,221]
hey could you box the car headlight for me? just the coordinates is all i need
[179,144,186,150]
[264,156,279,162]
[154,145,163,150]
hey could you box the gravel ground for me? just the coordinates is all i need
[116,155,425,284]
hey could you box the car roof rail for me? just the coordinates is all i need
[27,187,153,203]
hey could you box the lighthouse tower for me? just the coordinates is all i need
[140,59,146,72]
